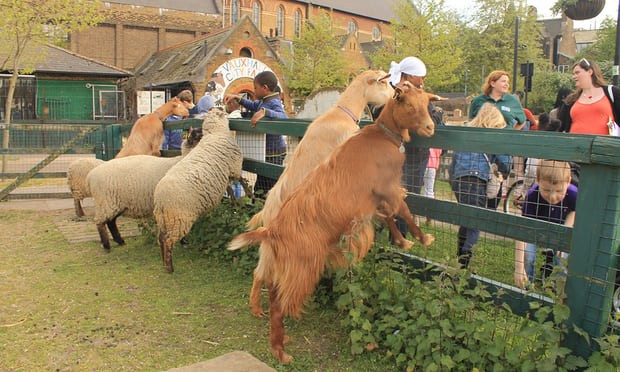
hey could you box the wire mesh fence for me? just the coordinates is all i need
[1,116,618,357]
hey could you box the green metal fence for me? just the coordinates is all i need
[174,117,618,357]
[1,117,618,358]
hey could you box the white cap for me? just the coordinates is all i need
[388,57,427,86]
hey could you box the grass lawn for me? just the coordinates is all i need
[0,208,397,371]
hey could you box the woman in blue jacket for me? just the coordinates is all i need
[450,103,512,267]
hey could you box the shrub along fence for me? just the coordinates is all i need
[213,117,617,358]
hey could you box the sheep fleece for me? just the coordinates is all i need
[87,155,183,224]
[153,130,243,243]
[67,157,105,200]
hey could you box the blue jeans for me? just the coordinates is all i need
[452,176,488,265]
[525,243,567,282]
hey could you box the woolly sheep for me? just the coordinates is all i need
[67,157,105,217]
[153,108,243,272]
[86,133,203,251]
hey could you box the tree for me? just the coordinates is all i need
[461,0,545,95]
[369,0,465,92]
[282,12,348,98]
[0,0,102,171]
[579,17,616,63]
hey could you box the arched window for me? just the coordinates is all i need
[348,20,357,34]
[240,47,253,58]
[253,1,261,28]
[294,9,302,38]
[277,6,284,37]
[372,25,381,40]
[232,0,239,24]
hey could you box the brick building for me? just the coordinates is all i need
[70,0,222,70]
[221,0,397,43]
[133,16,292,115]
[70,1,401,72]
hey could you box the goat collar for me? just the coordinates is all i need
[152,111,165,121]
[338,105,360,125]
[378,122,405,153]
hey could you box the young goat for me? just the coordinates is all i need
[115,97,188,158]
[228,82,437,363]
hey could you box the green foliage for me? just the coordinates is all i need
[368,0,464,92]
[527,67,574,113]
[282,12,349,98]
[333,243,618,370]
[578,17,617,65]
[184,196,263,275]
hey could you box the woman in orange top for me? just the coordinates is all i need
[558,58,620,135]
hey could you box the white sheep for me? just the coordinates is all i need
[67,157,105,217]
[86,133,203,250]
[153,108,243,272]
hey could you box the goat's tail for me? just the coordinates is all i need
[246,210,264,230]
[228,227,268,251]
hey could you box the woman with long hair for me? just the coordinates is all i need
[558,58,620,134]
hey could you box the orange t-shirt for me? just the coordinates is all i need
[569,97,613,135]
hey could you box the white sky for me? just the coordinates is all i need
[442,0,618,30]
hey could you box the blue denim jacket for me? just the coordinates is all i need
[449,152,512,181]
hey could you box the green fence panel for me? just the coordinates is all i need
[155,117,620,357]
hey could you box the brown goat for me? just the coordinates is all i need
[228,82,437,362]
[246,69,395,317]
[115,97,189,158]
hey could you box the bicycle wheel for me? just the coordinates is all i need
[503,180,525,215]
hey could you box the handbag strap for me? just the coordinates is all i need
[608,85,614,103]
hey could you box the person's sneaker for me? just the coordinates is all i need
[540,249,555,279]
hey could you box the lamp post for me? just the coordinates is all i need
[614,0,620,86]
[513,17,520,91]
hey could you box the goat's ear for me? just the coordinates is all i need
[428,93,448,102]
[377,73,391,83]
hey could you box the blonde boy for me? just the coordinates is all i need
[514,160,577,289]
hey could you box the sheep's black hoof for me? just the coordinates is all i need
[116,239,126,246]
[102,243,111,251]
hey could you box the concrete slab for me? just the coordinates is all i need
[166,351,275,372]
[0,197,90,211]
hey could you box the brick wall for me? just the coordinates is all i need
[70,2,220,70]
[223,0,392,42]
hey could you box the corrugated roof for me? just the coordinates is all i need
[134,28,230,88]
[294,0,404,22]
[109,0,221,14]
[1,44,132,77]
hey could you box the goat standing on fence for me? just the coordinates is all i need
[228,82,437,363]
[244,69,395,317]
[115,96,189,158]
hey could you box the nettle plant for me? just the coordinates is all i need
[332,245,620,370]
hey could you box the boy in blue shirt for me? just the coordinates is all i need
[223,71,288,196]
[514,160,577,289]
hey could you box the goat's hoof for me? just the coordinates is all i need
[422,233,435,247]
[396,239,414,251]
[102,243,111,251]
[273,349,293,363]
[283,335,291,345]
[117,239,126,246]
[251,308,265,317]
[165,263,174,273]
